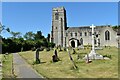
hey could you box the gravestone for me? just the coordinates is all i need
[35,48,40,64]
[86,54,92,63]
[68,50,77,69]
[21,47,23,52]
[46,48,50,51]
[64,47,67,51]
[31,47,36,51]
[78,45,84,49]
[77,54,81,60]
[52,49,59,62]
[84,24,103,59]
[0,61,2,67]
[72,49,76,54]
[54,49,58,57]
[59,46,62,51]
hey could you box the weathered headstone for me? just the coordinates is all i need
[86,54,92,63]
[59,46,62,51]
[68,50,77,69]
[72,49,76,54]
[52,49,59,62]
[0,61,2,67]
[64,47,67,51]
[77,54,80,60]
[39,47,44,51]
[21,47,23,52]
[54,49,58,57]
[35,48,40,64]
[46,48,50,51]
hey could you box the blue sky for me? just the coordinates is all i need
[2,2,118,38]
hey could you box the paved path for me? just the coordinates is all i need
[13,53,43,78]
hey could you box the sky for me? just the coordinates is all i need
[1,2,118,38]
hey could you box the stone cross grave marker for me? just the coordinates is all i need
[84,24,103,59]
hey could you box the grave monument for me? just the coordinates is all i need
[84,24,103,59]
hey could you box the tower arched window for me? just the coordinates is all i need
[55,13,59,20]
[85,32,87,36]
[75,33,77,36]
[80,32,82,36]
[71,33,73,37]
[105,30,110,40]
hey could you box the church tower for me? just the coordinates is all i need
[50,7,67,47]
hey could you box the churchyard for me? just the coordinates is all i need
[19,46,118,78]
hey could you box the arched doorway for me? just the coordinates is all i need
[71,40,75,48]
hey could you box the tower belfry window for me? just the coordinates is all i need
[75,33,77,36]
[55,13,59,20]
[85,32,87,36]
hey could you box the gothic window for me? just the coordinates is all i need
[98,39,100,46]
[85,32,87,36]
[80,32,82,36]
[105,30,110,40]
[55,13,59,20]
[75,33,77,36]
[71,33,73,37]
[89,32,92,36]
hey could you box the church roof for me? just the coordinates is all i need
[66,25,118,33]
[66,26,105,32]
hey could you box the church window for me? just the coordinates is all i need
[55,13,59,20]
[85,32,87,36]
[75,33,77,36]
[71,33,73,37]
[105,30,110,40]
[94,39,97,44]
[89,32,92,36]
[80,32,82,36]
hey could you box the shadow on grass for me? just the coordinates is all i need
[32,61,46,65]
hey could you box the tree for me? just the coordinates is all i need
[112,25,120,29]
[0,23,10,33]
[47,34,50,42]
[10,31,21,39]
[34,31,44,40]
[24,31,35,40]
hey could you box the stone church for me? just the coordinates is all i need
[50,7,119,48]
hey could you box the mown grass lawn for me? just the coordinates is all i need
[19,47,118,78]
[2,53,14,79]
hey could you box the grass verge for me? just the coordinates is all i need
[2,53,15,79]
